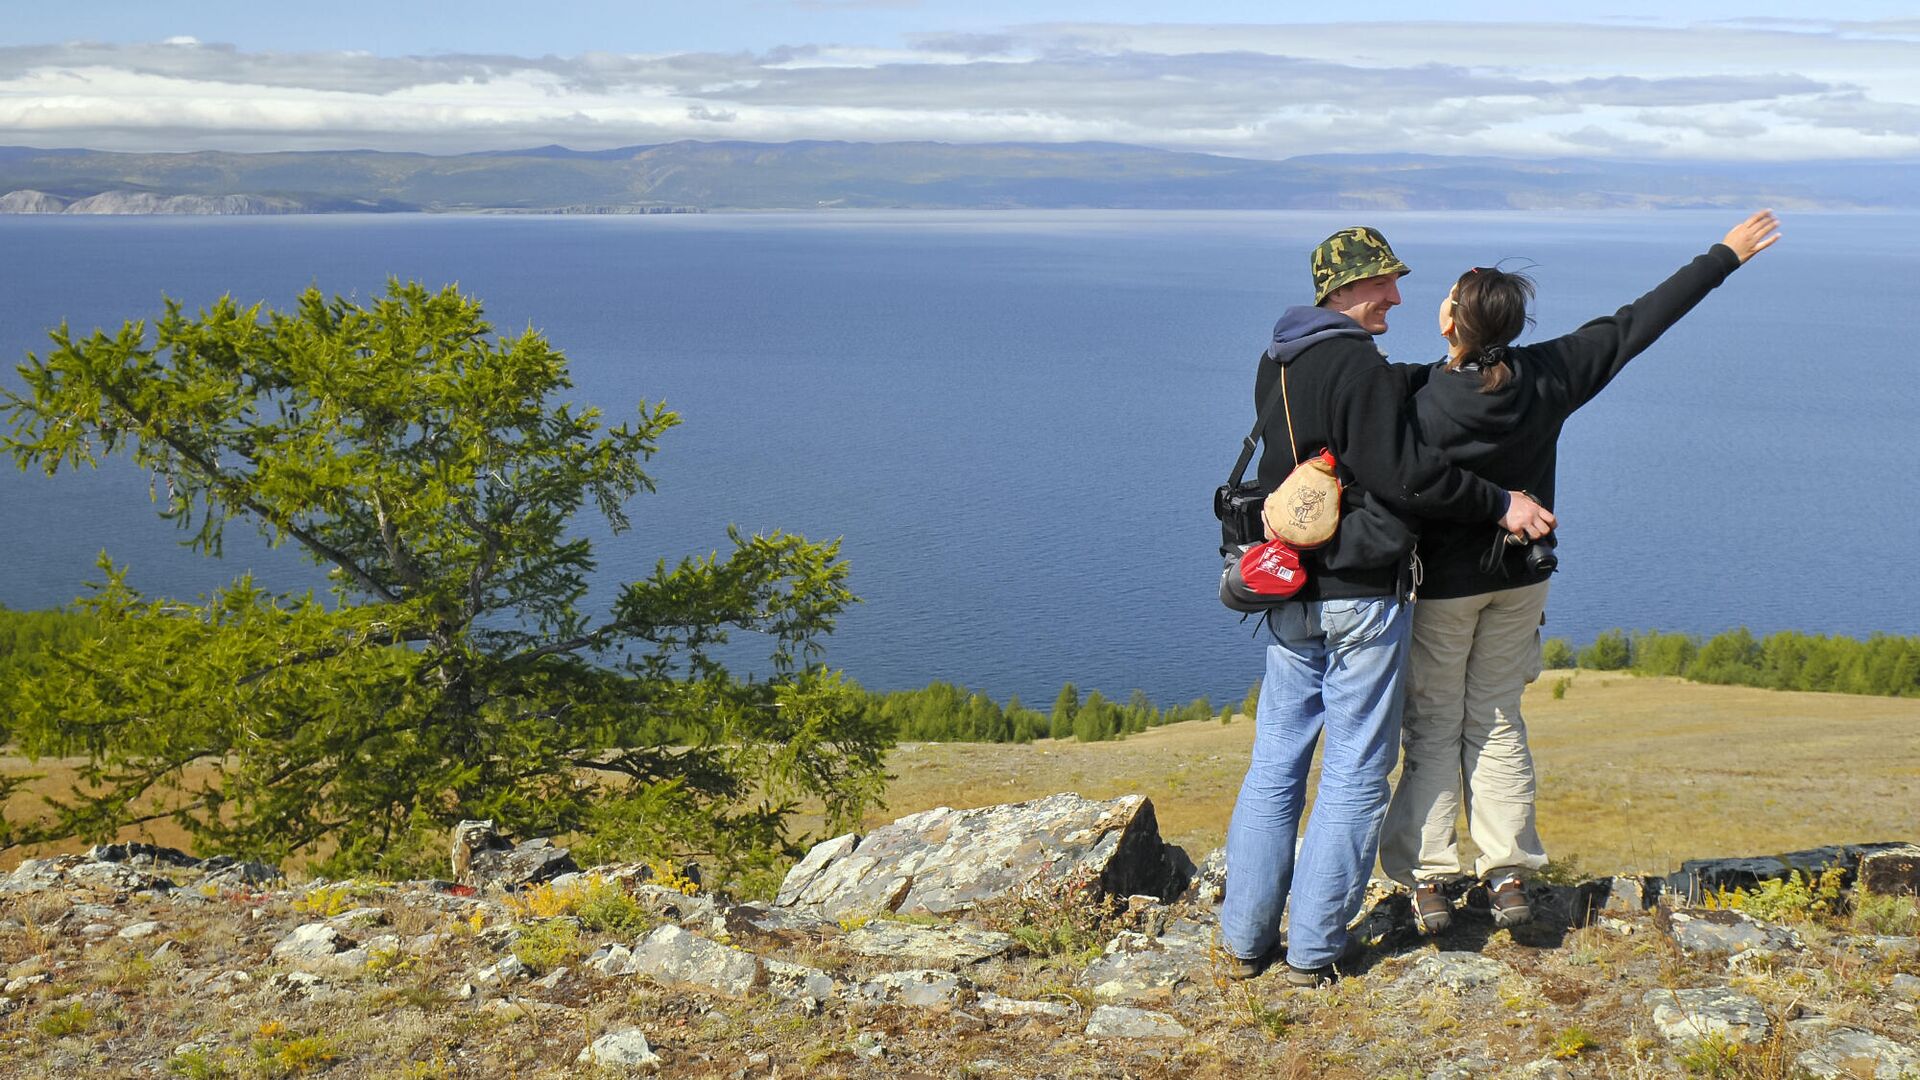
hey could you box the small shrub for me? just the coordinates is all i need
[1540,637,1575,669]
[510,920,583,975]
[1550,676,1570,700]
[1850,888,1919,935]
[251,1030,338,1077]
[1678,1032,1743,1077]
[292,886,353,918]
[1549,1024,1598,1059]
[1728,869,1848,923]
[1238,987,1290,1040]
[575,877,653,935]
[36,1001,94,1038]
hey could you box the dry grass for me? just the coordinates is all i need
[864,672,1920,874]
[7,672,1917,878]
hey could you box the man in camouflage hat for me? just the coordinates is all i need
[1218,226,1553,988]
[1312,225,1412,331]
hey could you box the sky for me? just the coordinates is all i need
[2,1,1917,161]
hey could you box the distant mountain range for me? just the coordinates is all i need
[1,141,1914,214]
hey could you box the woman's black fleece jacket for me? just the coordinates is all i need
[1409,242,1744,599]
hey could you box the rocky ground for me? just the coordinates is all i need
[2,794,1917,1079]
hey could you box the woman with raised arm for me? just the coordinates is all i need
[1381,211,1782,934]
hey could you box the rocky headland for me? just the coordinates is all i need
[2,793,1916,1078]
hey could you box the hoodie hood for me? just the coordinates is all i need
[1266,306,1374,364]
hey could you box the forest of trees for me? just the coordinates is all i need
[1544,628,1920,697]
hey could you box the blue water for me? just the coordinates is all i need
[2,210,1915,707]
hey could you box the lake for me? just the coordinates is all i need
[2,210,1914,707]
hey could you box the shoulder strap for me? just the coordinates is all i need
[1227,364,1302,488]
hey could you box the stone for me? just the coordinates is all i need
[1075,928,1209,1002]
[1890,973,1920,1001]
[852,1033,886,1060]
[763,959,837,1004]
[1512,1060,1573,1079]
[198,855,285,887]
[628,884,719,924]
[205,971,252,996]
[853,969,966,1008]
[1404,952,1512,992]
[66,861,172,893]
[1664,909,1802,957]
[271,923,356,968]
[839,921,1016,969]
[1426,1057,1498,1080]
[1084,1004,1188,1039]
[1593,875,1655,914]
[328,907,388,928]
[117,921,163,940]
[85,841,199,869]
[1645,987,1770,1045]
[1857,844,1920,897]
[266,971,339,1001]
[577,1029,662,1068]
[627,925,762,997]
[532,967,569,990]
[1188,848,1227,905]
[709,902,840,947]
[4,975,48,994]
[1792,1025,1920,1078]
[1664,843,1910,904]
[2,856,74,894]
[469,837,579,891]
[474,954,527,985]
[774,793,1195,918]
[585,944,635,976]
[976,993,1077,1020]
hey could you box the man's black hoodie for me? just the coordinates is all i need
[1254,306,1507,601]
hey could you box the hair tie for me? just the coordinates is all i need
[1480,344,1510,365]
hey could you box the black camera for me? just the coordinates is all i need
[1506,531,1558,575]
[1213,482,1266,556]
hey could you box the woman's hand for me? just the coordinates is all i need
[1722,209,1782,263]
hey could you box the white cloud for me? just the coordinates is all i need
[0,19,1915,160]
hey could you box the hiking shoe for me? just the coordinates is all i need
[1282,936,1365,988]
[1411,882,1453,936]
[1487,874,1533,929]
[1225,937,1286,981]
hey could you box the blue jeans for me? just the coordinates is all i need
[1220,596,1411,969]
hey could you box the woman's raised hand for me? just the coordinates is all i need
[1722,209,1782,263]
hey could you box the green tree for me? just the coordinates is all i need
[1049,682,1079,741]
[1540,636,1575,670]
[0,282,890,881]
[1577,629,1631,671]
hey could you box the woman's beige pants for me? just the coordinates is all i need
[1381,580,1552,886]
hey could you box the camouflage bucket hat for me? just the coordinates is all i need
[1311,226,1411,305]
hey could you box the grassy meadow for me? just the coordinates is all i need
[5,670,1917,878]
[862,670,1920,876]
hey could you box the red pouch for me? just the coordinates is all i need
[1220,537,1308,612]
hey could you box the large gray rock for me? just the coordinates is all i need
[1664,909,1802,957]
[839,922,1015,969]
[1645,987,1770,1045]
[852,969,967,1008]
[1792,1024,1920,1078]
[775,793,1193,918]
[763,959,838,1005]
[1085,1005,1188,1039]
[709,902,840,947]
[469,837,578,890]
[1075,922,1213,1003]
[626,925,761,997]
[271,923,357,969]
[577,1028,661,1068]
